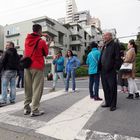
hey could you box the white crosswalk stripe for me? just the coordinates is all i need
[36,90,104,140]
[0,89,66,114]
[16,87,50,95]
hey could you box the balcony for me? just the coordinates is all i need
[70,40,82,45]
[70,30,82,38]
[5,33,20,38]
[42,26,57,37]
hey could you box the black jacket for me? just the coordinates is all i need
[0,48,20,72]
[100,40,121,73]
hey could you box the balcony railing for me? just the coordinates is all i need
[5,33,20,38]
[42,26,57,36]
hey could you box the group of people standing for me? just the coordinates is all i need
[49,50,80,93]
[0,24,81,117]
[0,23,139,116]
[86,32,139,111]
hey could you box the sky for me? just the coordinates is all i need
[0,0,140,42]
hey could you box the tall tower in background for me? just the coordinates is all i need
[66,0,77,23]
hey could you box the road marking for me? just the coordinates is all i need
[75,129,140,140]
[0,113,46,130]
[0,89,66,114]
[16,87,50,95]
[36,89,104,140]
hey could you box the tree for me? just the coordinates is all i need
[135,32,140,76]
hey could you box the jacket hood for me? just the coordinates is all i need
[7,47,17,54]
[25,33,41,47]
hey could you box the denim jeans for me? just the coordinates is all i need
[89,73,100,98]
[53,72,65,88]
[1,70,17,103]
[65,70,76,91]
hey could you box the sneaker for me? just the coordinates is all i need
[0,102,7,107]
[71,90,75,93]
[30,110,44,117]
[64,90,68,93]
[126,94,134,99]
[135,92,139,98]
[10,101,15,104]
[49,87,55,92]
[24,109,31,115]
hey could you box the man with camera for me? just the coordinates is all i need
[24,24,51,117]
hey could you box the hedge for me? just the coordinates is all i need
[76,66,88,77]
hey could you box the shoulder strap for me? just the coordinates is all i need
[91,52,98,64]
[30,38,41,57]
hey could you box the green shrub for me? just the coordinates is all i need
[76,66,88,77]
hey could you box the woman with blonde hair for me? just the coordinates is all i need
[122,39,139,99]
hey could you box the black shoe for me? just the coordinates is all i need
[10,101,15,104]
[110,107,116,111]
[126,94,133,99]
[101,104,110,107]
[135,92,139,98]
[94,97,103,101]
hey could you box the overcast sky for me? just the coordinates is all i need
[0,0,140,42]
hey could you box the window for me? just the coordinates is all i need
[84,32,87,40]
[72,36,76,41]
[58,32,64,44]
[17,39,19,45]
[7,30,10,35]
[72,46,76,51]
[6,26,20,35]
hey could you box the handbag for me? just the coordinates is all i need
[120,63,133,72]
[19,39,41,69]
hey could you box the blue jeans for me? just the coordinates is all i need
[65,70,76,91]
[0,70,17,103]
[89,74,100,98]
[53,72,65,88]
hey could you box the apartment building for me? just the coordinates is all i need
[73,10,91,27]
[66,0,77,23]
[0,25,4,50]
[89,17,101,29]
[64,22,91,62]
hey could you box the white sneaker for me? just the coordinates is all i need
[30,110,44,117]
[71,90,76,93]
[64,90,68,93]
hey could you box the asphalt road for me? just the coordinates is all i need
[0,78,140,140]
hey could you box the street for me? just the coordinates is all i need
[0,78,140,140]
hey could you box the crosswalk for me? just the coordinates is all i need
[0,88,140,140]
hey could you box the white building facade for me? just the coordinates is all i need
[0,25,4,50]
[66,0,77,23]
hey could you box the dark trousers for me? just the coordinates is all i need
[17,71,24,88]
[89,73,100,98]
[101,70,117,107]
[0,76,1,94]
